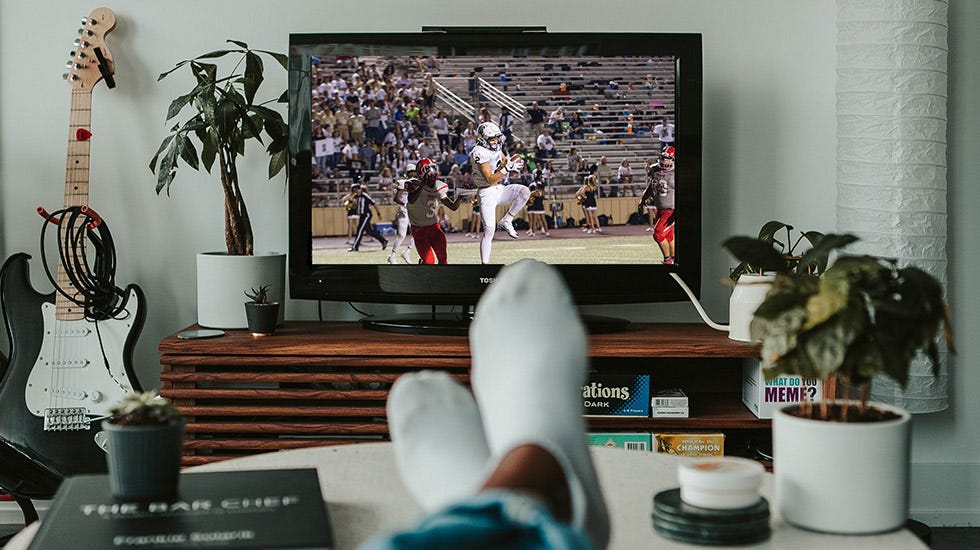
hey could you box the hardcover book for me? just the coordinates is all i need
[29,469,333,550]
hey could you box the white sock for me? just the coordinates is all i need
[387,371,491,512]
[501,213,513,224]
[470,259,610,549]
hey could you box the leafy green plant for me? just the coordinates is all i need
[723,220,856,280]
[749,249,954,420]
[244,284,272,304]
[150,40,288,256]
[108,390,181,426]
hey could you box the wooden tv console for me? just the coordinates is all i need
[159,321,765,466]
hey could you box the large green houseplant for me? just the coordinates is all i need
[150,40,288,256]
[727,232,953,534]
[150,40,289,328]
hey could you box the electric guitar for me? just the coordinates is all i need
[0,8,146,499]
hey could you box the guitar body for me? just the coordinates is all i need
[0,253,145,498]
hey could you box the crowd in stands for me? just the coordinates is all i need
[310,54,674,207]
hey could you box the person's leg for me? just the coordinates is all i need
[479,187,500,264]
[470,259,610,549]
[481,444,572,522]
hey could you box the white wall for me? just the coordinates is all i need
[1,0,977,525]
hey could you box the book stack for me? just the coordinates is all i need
[651,388,689,418]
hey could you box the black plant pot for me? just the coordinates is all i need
[102,418,185,501]
[245,302,280,336]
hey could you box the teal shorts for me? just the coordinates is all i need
[358,490,592,550]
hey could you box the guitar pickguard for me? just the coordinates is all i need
[24,290,139,425]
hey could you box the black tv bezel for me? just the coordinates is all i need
[288,31,702,307]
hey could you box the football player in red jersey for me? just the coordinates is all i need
[406,158,462,264]
[642,145,676,264]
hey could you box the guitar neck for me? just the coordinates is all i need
[57,89,94,321]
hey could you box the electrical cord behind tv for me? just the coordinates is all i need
[669,272,728,332]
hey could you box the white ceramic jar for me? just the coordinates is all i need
[677,456,765,510]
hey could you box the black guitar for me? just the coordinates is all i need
[0,8,145,499]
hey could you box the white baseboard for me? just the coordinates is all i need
[910,462,980,527]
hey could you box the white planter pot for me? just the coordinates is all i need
[773,401,911,534]
[728,273,774,342]
[197,252,286,329]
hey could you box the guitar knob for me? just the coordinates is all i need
[90,391,104,404]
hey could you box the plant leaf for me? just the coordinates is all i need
[243,51,264,105]
[798,233,859,275]
[723,236,789,274]
[758,220,790,246]
[149,134,175,174]
[178,133,199,170]
[227,39,249,49]
[269,149,286,179]
[254,49,288,69]
[157,60,191,81]
[201,131,219,173]
[195,49,237,60]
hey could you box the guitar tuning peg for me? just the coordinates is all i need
[74,63,84,70]
[63,72,70,80]
[77,28,83,35]
[81,17,89,25]
[66,60,73,68]
[76,52,86,59]
[74,38,80,46]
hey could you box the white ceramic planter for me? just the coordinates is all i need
[197,252,286,329]
[728,273,774,342]
[773,401,911,534]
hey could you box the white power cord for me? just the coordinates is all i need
[669,272,729,332]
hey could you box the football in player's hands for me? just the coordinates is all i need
[505,154,524,173]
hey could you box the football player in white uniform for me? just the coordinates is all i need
[469,121,530,264]
[406,158,463,264]
[388,163,417,264]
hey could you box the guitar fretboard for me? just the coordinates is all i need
[56,89,94,321]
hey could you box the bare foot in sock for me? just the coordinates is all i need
[470,259,610,549]
[387,371,490,512]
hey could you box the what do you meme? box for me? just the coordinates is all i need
[742,361,822,419]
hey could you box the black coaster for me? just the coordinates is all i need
[651,488,771,546]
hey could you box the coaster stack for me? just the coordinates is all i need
[651,488,771,545]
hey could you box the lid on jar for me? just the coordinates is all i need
[677,457,764,492]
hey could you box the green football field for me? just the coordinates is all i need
[312,226,667,265]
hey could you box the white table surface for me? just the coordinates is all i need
[5,443,927,550]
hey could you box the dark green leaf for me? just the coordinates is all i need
[243,52,264,105]
[723,236,789,274]
[156,145,179,195]
[254,49,288,69]
[201,131,219,173]
[278,89,288,103]
[195,49,237,60]
[227,39,249,49]
[149,135,175,174]
[798,233,859,275]
[758,220,790,246]
[157,60,191,81]
[178,134,199,170]
[268,149,286,179]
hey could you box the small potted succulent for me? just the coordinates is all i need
[102,391,185,501]
[743,241,953,534]
[244,284,279,336]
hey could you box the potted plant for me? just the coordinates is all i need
[722,221,853,341]
[743,241,953,534]
[102,391,185,501]
[244,284,279,336]
[150,40,288,329]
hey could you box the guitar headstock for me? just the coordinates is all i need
[63,7,117,90]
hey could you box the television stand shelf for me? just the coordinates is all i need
[159,321,763,466]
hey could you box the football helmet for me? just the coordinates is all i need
[660,145,675,170]
[405,162,417,175]
[417,158,438,185]
[476,121,504,151]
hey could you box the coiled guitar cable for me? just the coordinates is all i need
[39,206,127,321]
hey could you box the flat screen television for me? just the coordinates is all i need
[287,30,702,333]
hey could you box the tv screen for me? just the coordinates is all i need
[288,31,702,327]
